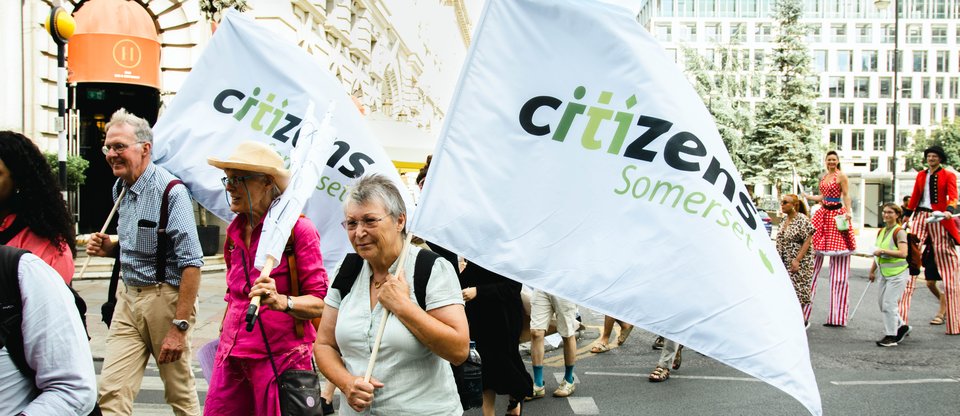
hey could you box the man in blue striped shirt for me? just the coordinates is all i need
[87,108,204,416]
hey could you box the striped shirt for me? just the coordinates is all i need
[113,163,203,287]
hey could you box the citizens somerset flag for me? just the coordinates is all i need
[409,0,822,414]
[151,10,411,267]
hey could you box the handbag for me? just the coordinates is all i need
[101,247,122,328]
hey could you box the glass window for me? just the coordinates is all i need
[705,23,720,42]
[756,24,773,42]
[914,51,928,72]
[936,51,949,72]
[837,50,852,72]
[857,24,871,43]
[678,0,695,16]
[718,0,736,17]
[703,48,716,64]
[886,103,896,124]
[743,0,758,16]
[831,24,847,42]
[829,130,843,149]
[932,25,948,43]
[906,24,922,44]
[829,76,845,97]
[861,50,877,71]
[854,77,870,98]
[731,23,746,42]
[886,50,901,72]
[935,77,944,98]
[680,23,697,41]
[702,0,717,17]
[754,50,765,69]
[934,0,947,18]
[660,0,675,16]
[840,104,854,124]
[951,77,959,99]
[909,103,921,125]
[879,77,892,98]
[902,77,913,98]
[870,156,879,171]
[874,130,887,152]
[923,77,932,99]
[656,23,673,41]
[819,103,831,123]
[807,25,821,43]
[852,130,865,151]
[864,103,878,124]
[882,24,895,43]
[814,50,827,72]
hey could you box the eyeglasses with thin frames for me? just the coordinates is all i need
[341,216,386,231]
[221,174,265,187]
[101,142,141,155]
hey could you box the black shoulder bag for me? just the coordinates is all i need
[239,248,323,415]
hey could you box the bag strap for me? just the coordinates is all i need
[106,245,122,305]
[331,253,365,300]
[0,216,29,245]
[238,248,281,380]
[155,179,184,283]
[285,234,305,338]
[0,246,34,379]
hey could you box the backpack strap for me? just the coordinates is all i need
[155,179,184,283]
[332,249,440,310]
[0,246,33,379]
[0,216,29,245]
[413,250,440,310]
[285,234,305,338]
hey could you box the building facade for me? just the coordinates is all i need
[2,0,469,232]
[638,0,960,226]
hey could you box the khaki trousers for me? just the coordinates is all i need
[98,283,199,416]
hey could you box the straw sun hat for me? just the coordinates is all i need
[207,141,290,190]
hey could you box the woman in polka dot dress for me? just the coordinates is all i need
[803,151,856,327]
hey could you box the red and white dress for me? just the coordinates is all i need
[810,175,856,255]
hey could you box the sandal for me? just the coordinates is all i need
[648,366,670,382]
[931,315,945,325]
[616,324,634,345]
[652,335,665,350]
[590,342,611,353]
[506,397,523,416]
[672,345,684,370]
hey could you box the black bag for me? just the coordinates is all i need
[333,250,483,410]
[101,248,122,328]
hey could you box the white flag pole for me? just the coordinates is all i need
[364,232,414,382]
[77,187,126,279]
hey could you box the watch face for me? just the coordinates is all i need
[175,321,188,331]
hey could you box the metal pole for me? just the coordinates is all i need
[891,0,899,203]
[57,43,67,202]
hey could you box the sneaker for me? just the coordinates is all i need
[652,336,665,350]
[876,335,898,347]
[526,384,545,401]
[553,380,576,397]
[804,320,811,330]
[896,325,912,343]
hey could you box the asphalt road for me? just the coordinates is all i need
[468,255,960,416]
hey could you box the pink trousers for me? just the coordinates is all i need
[203,344,313,416]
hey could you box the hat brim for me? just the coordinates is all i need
[207,157,290,179]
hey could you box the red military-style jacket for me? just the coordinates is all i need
[908,167,960,243]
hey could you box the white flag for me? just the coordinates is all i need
[152,10,412,266]
[409,0,821,414]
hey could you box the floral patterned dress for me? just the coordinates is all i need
[776,214,816,305]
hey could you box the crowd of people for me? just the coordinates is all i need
[2,109,959,416]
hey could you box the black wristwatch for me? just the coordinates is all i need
[172,319,190,331]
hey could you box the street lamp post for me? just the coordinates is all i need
[44,5,75,202]
[875,0,898,202]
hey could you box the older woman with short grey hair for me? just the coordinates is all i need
[315,174,469,415]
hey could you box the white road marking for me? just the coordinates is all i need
[567,397,600,415]
[830,378,959,386]
[584,371,761,382]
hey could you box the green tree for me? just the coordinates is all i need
[749,0,823,193]
[44,153,89,188]
[199,0,250,22]
[682,45,759,181]
[908,118,960,170]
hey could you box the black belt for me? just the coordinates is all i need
[822,204,843,211]
[915,207,933,213]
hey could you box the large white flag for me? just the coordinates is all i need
[152,10,411,266]
[410,0,821,414]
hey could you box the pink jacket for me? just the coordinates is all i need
[218,215,328,359]
[0,214,74,284]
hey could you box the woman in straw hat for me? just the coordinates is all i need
[204,141,329,416]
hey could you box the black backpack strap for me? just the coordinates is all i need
[331,253,365,300]
[413,249,440,310]
[0,246,33,379]
[107,246,121,304]
[0,216,29,245]
[155,179,184,283]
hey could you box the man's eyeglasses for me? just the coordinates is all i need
[341,216,386,231]
[101,142,140,155]
[221,174,264,187]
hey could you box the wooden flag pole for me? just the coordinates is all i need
[364,232,414,382]
[245,256,276,331]
[76,187,126,280]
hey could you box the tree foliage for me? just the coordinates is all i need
[908,118,960,170]
[682,45,759,181]
[749,0,823,192]
[44,153,89,188]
